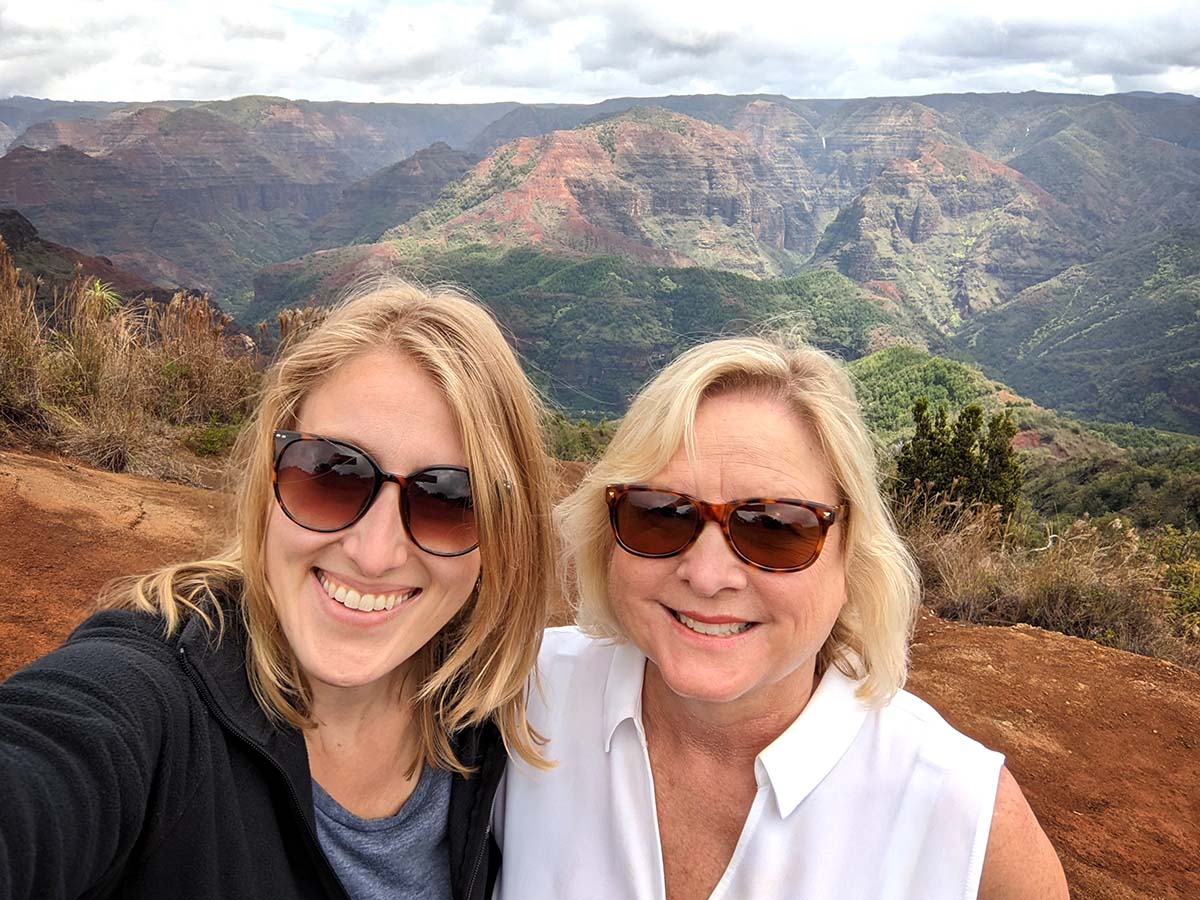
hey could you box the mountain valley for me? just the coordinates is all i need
[3,89,1199,432]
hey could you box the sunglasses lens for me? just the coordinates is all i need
[275,439,376,531]
[729,502,823,570]
[614,490,699,556]
[406,468,477,555]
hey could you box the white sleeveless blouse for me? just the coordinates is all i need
[494,627,1004,900]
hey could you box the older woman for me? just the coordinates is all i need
[0,282,555,899]
[496,336,1068,899]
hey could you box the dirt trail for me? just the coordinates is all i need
[1,449,1197,899]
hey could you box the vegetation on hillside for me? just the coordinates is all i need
[0,241,256,478]
[960,230,1200,433]
[904,500,1199,670]
[848,345,996,443]
[254,244,922,415]
[894,402,1199,671]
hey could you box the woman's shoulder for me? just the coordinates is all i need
[865,687,1005,781]
[538,626,621,671]
[531,627,628,722]
[35,607,182,672]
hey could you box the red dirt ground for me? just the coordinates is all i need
[1,449,1197,899]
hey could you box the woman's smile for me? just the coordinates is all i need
[316,569,421,613]
[663,605,758,638]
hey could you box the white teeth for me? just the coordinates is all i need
[318,571,413,613]
[673,610,753,637]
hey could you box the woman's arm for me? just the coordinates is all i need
[0,629,195,899]
[978,767,1070,900]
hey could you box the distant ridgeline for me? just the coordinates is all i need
[253,244,933,415]
[3,90,1199,433]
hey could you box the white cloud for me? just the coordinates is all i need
[0,0,1197,102]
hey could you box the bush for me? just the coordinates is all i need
[893,397,1022,521]
[902,500,1199,671]
[0,248,259,477]
[545,411,617,461]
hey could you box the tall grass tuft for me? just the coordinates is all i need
[0,247,258,477]
[0,239,45,432]
[900,497,1199,670]
[146,293,258,426]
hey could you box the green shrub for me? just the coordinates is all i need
[893,397,1022,521]
[184,420,242,457]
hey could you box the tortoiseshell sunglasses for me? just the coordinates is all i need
[605,484,845,572]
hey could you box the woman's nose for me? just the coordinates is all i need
[673,521,749,596]
[339,484,412,577]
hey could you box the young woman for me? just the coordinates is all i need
[0,281,555,899]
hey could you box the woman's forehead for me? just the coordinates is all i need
[654,393,836,500]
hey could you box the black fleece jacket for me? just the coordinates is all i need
[0,607,505,900]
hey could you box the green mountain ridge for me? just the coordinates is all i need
[254,243,925,414]
[959,229,1200,433]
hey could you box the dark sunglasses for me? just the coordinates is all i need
[272,430,477,557]
[605,484,845,572]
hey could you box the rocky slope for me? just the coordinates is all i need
[0,447,1196,900]
[1,96,519,303]
[0,96,161,148]
[812,143,1087,328]
[384,100,971,279]
[0,207,174,302]
[310,142,478,247]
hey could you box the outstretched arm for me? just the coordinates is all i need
[978,767,1070,900]
[0,629,194,899]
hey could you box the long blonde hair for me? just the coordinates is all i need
[104,280,555,771]
[556,334,920,705]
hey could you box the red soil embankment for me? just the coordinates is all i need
[1,449,1197,899]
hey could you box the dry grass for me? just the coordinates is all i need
[901,498,1200,670]
[0,241,45,432]
[0,243,258,479]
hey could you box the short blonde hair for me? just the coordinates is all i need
[108,280,555,771]
[556,334,919,705]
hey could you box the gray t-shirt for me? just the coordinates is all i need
[312,765,453,900]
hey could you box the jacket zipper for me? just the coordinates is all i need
[178,645,351,900]
[464,784,498,900]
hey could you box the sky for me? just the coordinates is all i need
[2,0,1199,104]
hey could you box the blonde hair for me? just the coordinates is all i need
[556,334,920,705]
[104,280,555,772]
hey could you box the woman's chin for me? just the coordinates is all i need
[646,654,752,707]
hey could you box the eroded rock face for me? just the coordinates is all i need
[386,98,993,282]
[0,208,37,250]
[311,143,478,246]
[0,98,515,298]
[813,145,1087,326]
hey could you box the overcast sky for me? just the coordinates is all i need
[2,0,1198,104]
